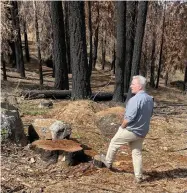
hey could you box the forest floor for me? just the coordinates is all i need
[1,58,187,193]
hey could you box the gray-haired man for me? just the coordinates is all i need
[101,75,154,183]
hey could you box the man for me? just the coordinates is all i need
[101,75,154,183]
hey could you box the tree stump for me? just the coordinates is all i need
[32,139,85,165]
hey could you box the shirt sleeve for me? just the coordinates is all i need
[124,97,139,124]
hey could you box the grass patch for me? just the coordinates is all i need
[23,110,48,116]
[19,101,49,116]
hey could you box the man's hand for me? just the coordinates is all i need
[121,119,128,129]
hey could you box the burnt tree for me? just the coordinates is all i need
[125,1,148,103]
[111,42,116,75]
[113,1,126,102]
[64,2,71,74]
[124,1,136,93]
[33,1,43,85]
[155,2,166,89]
[11,1,25,77]
[184,61,187,92]
[101,24,106,70]
[150,31,156,88]
[23,19,30,62]
[5,3,16,67]
[93,2,99,69]
[1,53,7,81]
[88,1,93,76]
[51,1,69,90]
[68,2,92,99]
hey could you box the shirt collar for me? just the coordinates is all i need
[136,90,145,95]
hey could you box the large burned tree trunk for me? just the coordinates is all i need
[23,19,30,63]
[130,1,148,78]
[111,42,116,75]
[101,25,106,71]
[51,1,69,90]
[33,1,43,85]
[113,1,126,102]
[64,2,71,74]
[69,2,92,99]
[88,1,93,76]
[124,1,136,93]
[125,1,148,104]
[21,90,127,101]
[150,31,156,88]
[184,61,187,93]
[11,1,25,78]
[155,2,166,89]
[1,53,7,81]
[93,2,100,69]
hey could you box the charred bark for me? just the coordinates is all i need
[155,2,166,89]
[51,1,69,90]
[64,2,71,74]
[150,32,156,88]
[125,2,148,104]
[124,1,136,93]
[101,26,106,71]
[69,2,92,99]
[33,1,43,85]
[23,20,30,62]
[21,90,127,101]
[184,61,187,92]
[11,1,25,77]
[113,1,126,102]
[88,1,93,76]
[1,53,7,81]
[93,2,99,69]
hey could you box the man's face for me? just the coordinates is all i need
[130,78,142,94]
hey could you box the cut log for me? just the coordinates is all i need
[32,139,83,152]
[32,139,85,165]
[21,90,127,101]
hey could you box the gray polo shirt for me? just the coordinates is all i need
[125,91,154,137]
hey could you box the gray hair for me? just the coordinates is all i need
[132,75,146,90]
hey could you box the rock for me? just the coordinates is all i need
[28,119,71,142]
[1,102,28,146]
[29,157,36,163]
[49,121,71,140]
[38,100,53,108]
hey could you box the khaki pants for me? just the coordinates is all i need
[106,127,144,178]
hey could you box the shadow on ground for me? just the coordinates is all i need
[144,168,187,182]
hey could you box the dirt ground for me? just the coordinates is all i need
[1,63,187,193]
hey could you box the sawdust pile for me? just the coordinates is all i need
[49,100,125,151]
[51,100,107,129]
[95,106,124,117]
